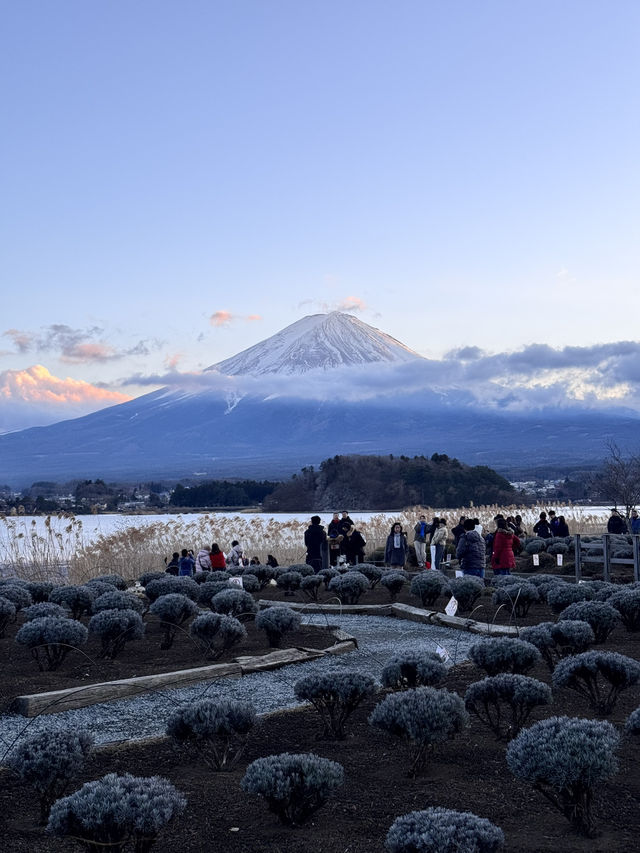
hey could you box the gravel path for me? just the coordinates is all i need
[0,615,478,754]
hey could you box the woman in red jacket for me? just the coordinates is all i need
[491,519,521,577]
[210,543,227,569]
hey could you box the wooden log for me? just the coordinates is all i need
[13,661,241,718]
[257,600,394,616]
[466,622,519,637]
[239,647,324,673]
[391,603,436,624]
[323,639,358,655]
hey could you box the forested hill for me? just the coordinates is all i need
[263,454,516,511]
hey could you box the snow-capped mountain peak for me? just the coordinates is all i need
[208,312,423,376]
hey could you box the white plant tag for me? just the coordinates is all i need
[533,554,540,566]
[229,576,243,588]
[455,570,464,578]
[556,554,563,566]
[445,596,458,616]
[436,643,452,664]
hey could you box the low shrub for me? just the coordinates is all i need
[149,593,199,649]
[50,585,93,620]
[255,605,301,647]
[47,772,186,850]
[0,595,16,638]
[369,687,468,776]
[211,588,258,619]
[547,541,569,555]
[240,573,260,593]
[319,568,339,589]
[16,616,88,671]
[608,588,640,631]
[547,584,593,614]
[4,730,93,824]
[386,807,504,853]
[287,563,315,577]
[524,538,547,554]
[448,577,483,613]
[137,571,165,588]
[22,602,69,622]
[558,601,620,644]
[25,581,55,603]
[88,608,145,660]
[519,623,556,671]
[380,571,406,601]
[301,574,323,600]
[241,752,344,825]
[198,580,232,607]
[381,651,447,690]
[492,583,540,618]
[189,612,246,658]
[594,583,619,602]
[249,565,276,588]
[625,706,640,735]
[506,716,619,836]
[357,563,383,588]
[167,697,255,770]
[550,620,595,657]
[276,571,302,595]
[92,590,146,615]
[84,580,114,599]
[552,650,640,715]
[294,671,377,739]
[468,638,541,676]
[410,572,449,608]
[327,571,369,604]
[209,570,231,583]
[0,584,33,611]
[145,576,200,603]
[464,674,551,740]
[88,573,127,590]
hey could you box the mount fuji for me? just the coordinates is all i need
[0,312,637,488]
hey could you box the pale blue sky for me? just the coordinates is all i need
[1,0,639,428]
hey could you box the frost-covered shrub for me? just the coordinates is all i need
[550,620,595,657]
[249,564,275,588]
[47,772,186,850]
[524,538,547,554]
[0,595,16,638]
[287,563,315,577]
[241,752,343,825]
[327,571,369,604]
[547,583,593,614]
[492,583,539,618]
[240,573,260,593]
[380,571,406,601]
[464,674,551,740]
[84,579,115,599]
[189,612,246,658]
[468,638,541,677]
[50,585,93,619]
[88,609,144,659]
[319,567,339,589]
[0,583,33,611]
[294,671,376,739]
[276,570,302,595]
[92,590,146,615]
[211,588,258,619]
[301,574,323,600]
[448,576,484,613]
[506,716,619,836]
[198,580,232,606]
[386,807,504,853]
[88,573,127,590]
[167,697,255,770]
[559,601,619,644]
[16,616,88,670]
[608,589,640,631]
[138,571,165,588]
[381,651,447,691]
[22,602,69,622]
[410,572,449,608]
[193,570,213,585]
[369,687,468,776]
[547,541,569,555]
[255,605,301,647]
[519,623,556,671]
[625,706,640,735]
[208,570,230,583]
[25,581,55,603]
[357,563,383,588]
[594,583,619,602]
[145,576,200,603]
[4,730,93,823]
[552,650,640,715]
[149,593,199,649]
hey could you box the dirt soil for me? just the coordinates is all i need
[2,602,640,852]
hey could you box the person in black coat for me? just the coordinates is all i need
[607,510,628,534]
[344,525,366,564]
[304,515,327,572]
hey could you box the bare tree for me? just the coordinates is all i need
[594,441,640,521]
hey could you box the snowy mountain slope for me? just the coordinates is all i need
[210,312,422,375]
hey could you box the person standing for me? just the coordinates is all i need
[413,514,429,568]
[456,519,486,578]
[533,512,553,539]
[327,512,343,566]
[385,522,408,569]
[344,525,366,564]
[631,509,640,535]
[210,544,227,569]
[165,552,180,575]
[431,518,448,572]
[178,548,195,577]
[607,509,628,534]
[227,540,244,568]
[491,519,520,577]
[195,546,212,572]
[451,516,467,547]
[304,515,327,573]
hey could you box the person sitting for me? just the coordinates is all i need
[178,548,195,577]
[266,554,279,568]
[210,543,227,569]
[165,552,180,575]
[249,556,260,566]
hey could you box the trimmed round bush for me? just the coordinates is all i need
[558,601,620,644]
[4,730,93,824]
[319,567,339,588]
[211,588,258,619]
[189,612,246,658]
[381,651,447,691]
[92,590,146,615]
[16,616,88,671]
[608,588,640,631]
[380,571,407,600]
[88,608,144,659]
[0,595,16,638]
[448,576,483,613]
[255,605,301,647]
[552,650,640,715]
[145,576,200,603]
[625,706,640,735]
[506,716,619,836]
[198,580,232,606]
[357,563,383,588]
[25,581,55,603]
[287,563,316,577]
[240,573,260,593]
[464,674,551,740]
[249,564,275,588]
[492,583,539,618]
[327,571,369,605]
[0,583,33,611]
[88,573,127,590]
[524,538,547,554]
[294,671,377,739]
[276,570,302,595]
[550,620,595,657]
[369,687,469,776]
[241,752,344,825]
[167,697,255,770]
[138,571,165,587]
[208,570,231,583]
[410,572,449,608]
[22,602,69,622]
[386,807,504,853]
[468,638,541,677]
[49,585,94,620]
[519,623,556,671]
[47,772,186,848]
[149,593,199,649]
[547,584,593,614]
[301,574,323,600]
[594,583,619,602]
[84,580,115,599]
[547,541,569,555]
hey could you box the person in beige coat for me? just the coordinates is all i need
[431,519,448,571]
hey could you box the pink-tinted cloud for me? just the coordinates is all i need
[210,311,262,327]
[164,352,183,370]
[3,328,35,353]
[2,324,163,363]
[335,296,367,313]
[0,365,131,406]
[247,314,262,322]
[60,342,117,363]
